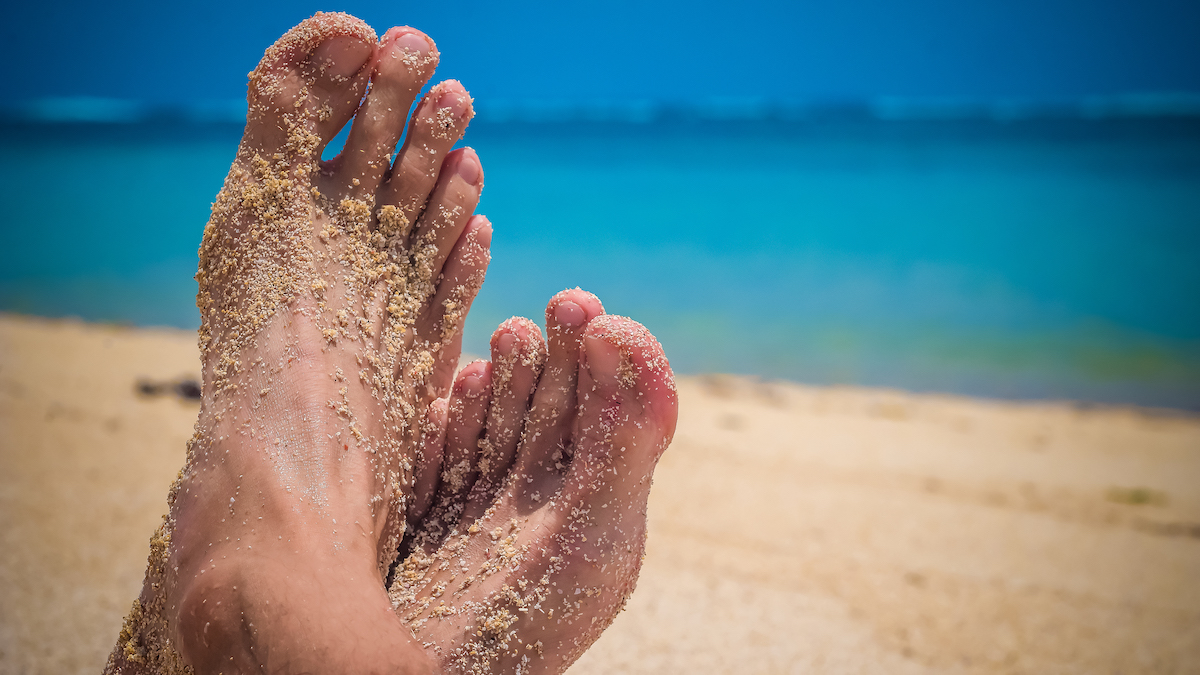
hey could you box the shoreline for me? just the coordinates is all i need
[2,313,1198,673]
[4,311,1198,416]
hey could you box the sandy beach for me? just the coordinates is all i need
[1,312,1198,674]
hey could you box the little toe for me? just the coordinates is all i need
[244,12,377,158]
[562,315,678,505]
[408,396,449,531]
[436,360,493,506]
[376,81,475,229]
[327,27,440,197]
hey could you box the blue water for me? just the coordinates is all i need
[2,117,1198,409]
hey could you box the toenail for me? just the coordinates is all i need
[457,154,482,186]
[584,334,628,387]
[395,32,431,58]
[312,36,372,80]
[497,332,519,357]
[462,373,487,397]
[554,301,587,329]
[437,89,469,119]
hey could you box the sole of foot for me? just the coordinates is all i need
[108,13,488,674]
[392,289,679,674]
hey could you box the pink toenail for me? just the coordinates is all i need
[497,332,517,356]
[462,373,487,397]
[457,153,482,186]
[395,32,431,57]
[437,89,468,119]
[584,333,626,387]
[554,301,586,329]
[313,36,372,80]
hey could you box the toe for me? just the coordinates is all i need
[306,35,376,147]
[420,215,493,397]
[436,361,493,505]
[562,315,678,503]
[376,81,475,229]
[509,290,606,502]
[244,12,377,158]
[402,360,492,554]
[408,396,449,533]
[326,27,440,197]
[404,147,485,284]
[472,318,547,493]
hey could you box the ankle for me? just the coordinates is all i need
[172,550,434,674]
[176,412,393,556]
[171,562,255,672]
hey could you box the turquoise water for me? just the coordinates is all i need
[2,118,1198,409]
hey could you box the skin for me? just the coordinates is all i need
[395,292,679,674]
[105,13,678,675]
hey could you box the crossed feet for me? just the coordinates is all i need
[106,12,677,675]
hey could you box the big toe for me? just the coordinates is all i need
[564,315,678,503]
[244,12,377,158]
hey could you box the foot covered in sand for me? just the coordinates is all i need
[107,13,678,675]
[394,289,679,674]
[109,12,489,673]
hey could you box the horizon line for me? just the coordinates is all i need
[4,92,1200,125]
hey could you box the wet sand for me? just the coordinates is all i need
[1,313,1198,674]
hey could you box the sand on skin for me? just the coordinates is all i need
[1,313,1198,674]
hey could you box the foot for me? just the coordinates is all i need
[393,289,679,674]
[108,13,488,673]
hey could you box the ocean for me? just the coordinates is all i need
[2,110,1198,409]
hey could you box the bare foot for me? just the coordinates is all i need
[393,289,679,674]
[107,13,488,673]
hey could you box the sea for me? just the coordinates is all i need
[2,98,1198,410]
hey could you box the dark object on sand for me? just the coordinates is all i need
[136,377,202,401]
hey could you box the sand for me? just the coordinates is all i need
[1,313,1198,674]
